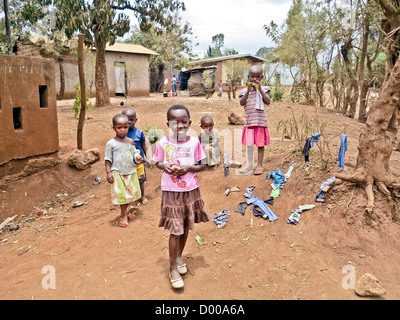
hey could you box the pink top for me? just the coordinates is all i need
[153,136,206,192]
[239,86,271,127]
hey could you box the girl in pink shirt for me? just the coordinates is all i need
[238,65,271,175]
[153,104,210,289]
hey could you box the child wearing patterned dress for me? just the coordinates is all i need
[105,114,143,227]
[153,104,210,289]
[238,65,271,175]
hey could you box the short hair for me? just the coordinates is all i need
[112,114,128,126]
[122,108,136,117]
[200,115,214,124]
[167,104,190,121]
[249,65,263,74]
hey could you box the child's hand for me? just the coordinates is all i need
[106,172,114,184]
[175,165,188,176]
[164,164,178,175]
[136,155,144,163]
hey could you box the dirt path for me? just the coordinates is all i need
[1,94,400,300]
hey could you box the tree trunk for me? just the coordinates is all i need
[57,58,65,100]
[334,56,400,212]
[325,0,400,215]
[357,20,369,122]
[94,38,111,108]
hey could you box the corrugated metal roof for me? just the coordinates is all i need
[26,36,158,56]
[105,42,158,55]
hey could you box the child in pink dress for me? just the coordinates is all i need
[153,104,210,289]
[238,65,271,175]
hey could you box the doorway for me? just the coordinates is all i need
[114,62,126,97]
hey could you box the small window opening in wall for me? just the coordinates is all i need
[13,107,22,130]
[0,96,2,110]
[39,85,48,108]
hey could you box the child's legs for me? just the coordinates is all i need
[256,146,265,168]
[169,228,189,278]
[120,204,128,220]
[139,182,148,203]
[242,145,254,169]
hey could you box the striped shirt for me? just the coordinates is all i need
[239,86,271,127]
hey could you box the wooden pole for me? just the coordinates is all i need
[77,34,86,150]
[3,0,12,55]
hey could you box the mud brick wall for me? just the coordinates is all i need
[0,55,59,178]
[16,43,42,57]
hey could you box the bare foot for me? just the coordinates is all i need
[141,196,149,205]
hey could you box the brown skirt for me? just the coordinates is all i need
[160,188,210,235]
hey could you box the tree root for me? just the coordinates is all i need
[326,169,400,215]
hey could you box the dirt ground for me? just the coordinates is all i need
[1,92,400,300]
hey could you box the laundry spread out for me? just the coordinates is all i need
[315,177,336,203]
[246,195,278,222]
[287,204,316,225]
[213,210,230,229]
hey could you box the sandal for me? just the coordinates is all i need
[253,167,264,175]
[119,218,128,227]
[177,263,187,275]
[169,272,184,289]
[127,212,136,220]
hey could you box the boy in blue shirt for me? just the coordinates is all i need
[122,108,149,205]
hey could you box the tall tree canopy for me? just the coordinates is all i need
[20,0,185,107]
[127,11,197,91]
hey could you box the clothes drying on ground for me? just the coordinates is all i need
[246,195,278,222]
[270,187,280,198]
[284,161,295,180]
[287,204,315,225]
[315,177,336,203]
[234,202,248,215]
[213,210,230,229]
[320,177,336,190]
[244,186,255,198]
[235,197,274,216]
[267,169,286,189]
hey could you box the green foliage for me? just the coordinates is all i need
[277,107,334,171]
[127,12,196,70]
[270,85,284,102]
[73,83,92,118]
[277,108,324,150]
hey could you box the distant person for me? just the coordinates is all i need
[153,104,210,289]
[172,74,177,95]
[122,108,149,205]
[199,115,220,167]
[238,65,271,175]
[105,114,143,227]
[218,80,223,97]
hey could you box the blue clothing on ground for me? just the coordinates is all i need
[267,169,286,189]
[246,195,278,222]
[337,134,347,170]
[127,127,146,162]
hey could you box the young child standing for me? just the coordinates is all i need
[199,115,221,167]
[153,104,210,289]
[238,65,271,175]
[122,108,149,205]
[105,114,143,228]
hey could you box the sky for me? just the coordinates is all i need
[179,0,293,58]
